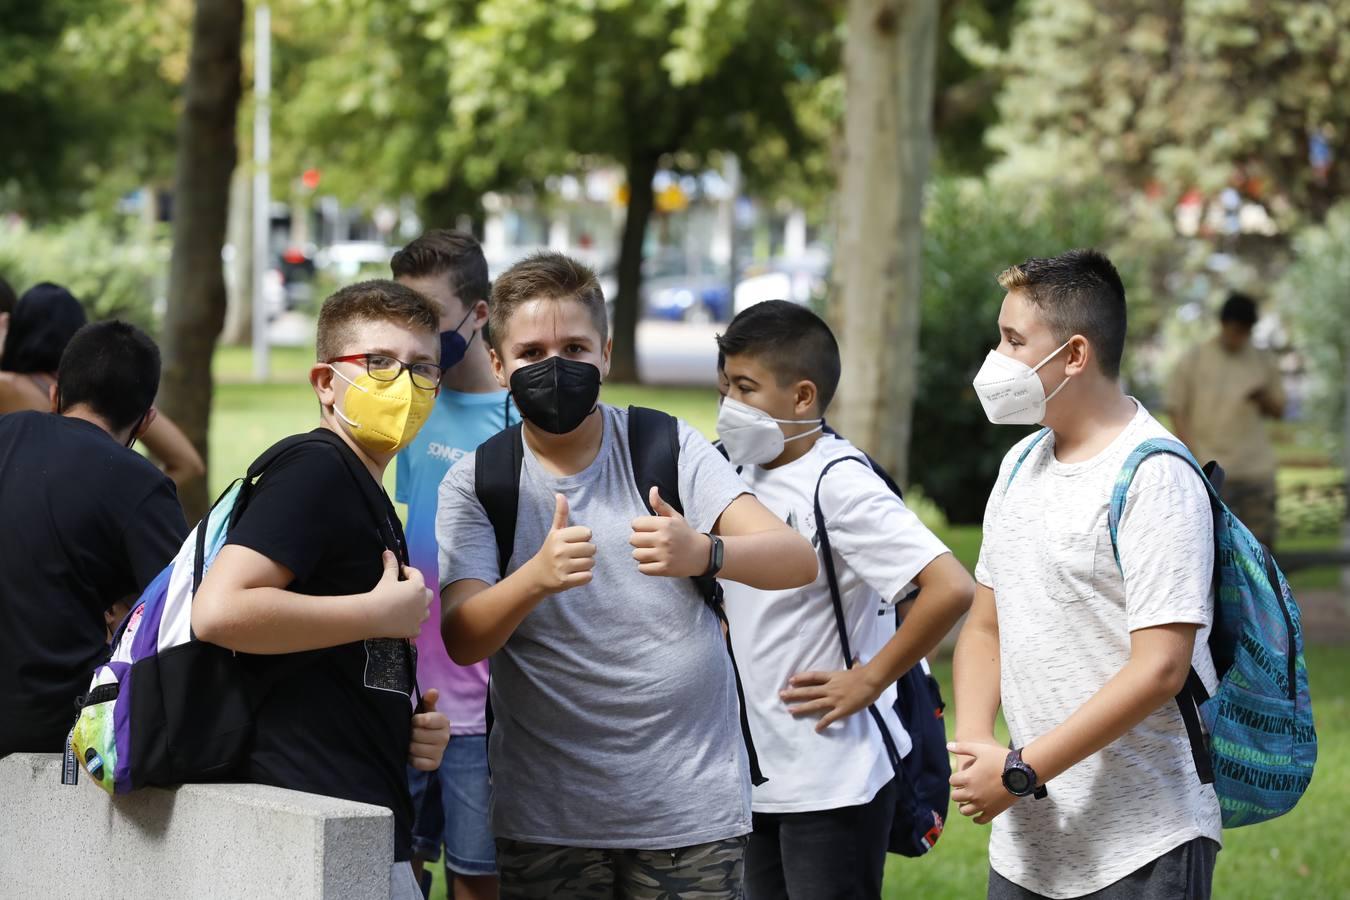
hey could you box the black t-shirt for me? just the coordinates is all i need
[0,411,188,755]
[227,430,417,862]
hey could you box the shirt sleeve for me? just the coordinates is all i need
[123,478,190,591]
[226,444,352,584]
[394,449,411,505]
[1117,456,1215,632]
[817,461,948,603]
[676,419,753,534]
[437,454,504,591]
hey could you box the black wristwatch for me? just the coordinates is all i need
[1002,748,1046,799]
[703,533,725,577]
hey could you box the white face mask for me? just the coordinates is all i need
[971,339,1073,426]
[717,396,823,466]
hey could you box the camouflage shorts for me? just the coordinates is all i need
[497,835,748,899]
[1223,477,1277,548]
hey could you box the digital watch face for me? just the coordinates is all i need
[1004,768,1032,795]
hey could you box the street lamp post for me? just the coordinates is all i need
[251,3,271,382]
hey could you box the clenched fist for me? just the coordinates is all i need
[371,550,433,638]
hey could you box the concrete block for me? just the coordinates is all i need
[0,753,394,900]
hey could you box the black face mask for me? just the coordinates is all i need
[509,356,602,435]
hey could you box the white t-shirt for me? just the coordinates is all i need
[722,434,949,814]
[975,401,1223,898]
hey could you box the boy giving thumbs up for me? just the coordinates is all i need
[435,252,816,900]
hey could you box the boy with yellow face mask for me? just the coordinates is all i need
[192,280,451,900]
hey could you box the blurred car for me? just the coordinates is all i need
[733,251,829,316]
[599,251,733,323]
[315,240,394,279]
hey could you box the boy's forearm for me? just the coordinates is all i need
[719,529,817,589]
[952,618,1002,742]
[442,563,551,665]
[862,568,973,693]
[1021,653,1185,785]
[194,587,376,654]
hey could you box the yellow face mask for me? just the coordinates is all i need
[329,364,436,455]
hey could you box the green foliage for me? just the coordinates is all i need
[0,217,167,329]
[1278,201,1350,457]
[983,0,1350,223]
[0,0,183,217]
[912,178,1115,523]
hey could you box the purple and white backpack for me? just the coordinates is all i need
[65,431,406,793]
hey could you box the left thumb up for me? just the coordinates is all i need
[418,687,440,714]
[650,486,682,519]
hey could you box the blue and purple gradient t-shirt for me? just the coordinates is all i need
[395,387,516,735]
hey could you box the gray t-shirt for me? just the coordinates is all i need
[436,404,753,848]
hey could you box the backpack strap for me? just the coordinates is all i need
[813,455,906,772]
[474,423,526,574]
[1004,428,1051,492]
[627,405,766,786]
[1103,437,1221,785]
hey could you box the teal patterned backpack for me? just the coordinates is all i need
[1010,432,1317,827]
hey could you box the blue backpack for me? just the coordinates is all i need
[813,451,951,857]
[1009,431,1317,827]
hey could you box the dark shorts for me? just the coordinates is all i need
[497,835,747,900]
[988,836,1220,900]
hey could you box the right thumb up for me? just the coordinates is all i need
[381,549,403,581]
[551,493,570,531]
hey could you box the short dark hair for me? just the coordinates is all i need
[1,283,88,374]
[716,300,842,412]
[56,321,161,432]
[0,276,16,315]
[390,229,491,310]
[1220,292,1258,327]
[489,252,607,352]
[316,279,441,362]
[997,249,1128,379]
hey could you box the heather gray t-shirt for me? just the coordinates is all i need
[437,404,753,849]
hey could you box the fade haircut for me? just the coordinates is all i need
[488,251,607,352]
[716,300,841,412]
[56,321,161,432]
[997,249,1128,379]
[315,279,440,362]
[390,229,491,310]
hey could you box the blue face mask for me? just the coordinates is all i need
[439,308,476,370]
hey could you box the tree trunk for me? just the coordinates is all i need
[159,0,244,523]
[610,151,659,384]
[830,0,938,488]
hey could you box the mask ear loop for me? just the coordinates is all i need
[782,423,824,445]
[1033,339,1074,406]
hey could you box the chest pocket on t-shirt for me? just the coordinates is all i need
[1040,531,1099,604]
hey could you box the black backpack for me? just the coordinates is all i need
[813,450,951,857]
[472,405,765,785]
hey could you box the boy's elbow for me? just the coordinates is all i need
[786,532,818,587]
[191,592,234,648]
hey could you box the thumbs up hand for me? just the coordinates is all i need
[408,688,451,772]
[527,493,597,595]
[630,486,712,578]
